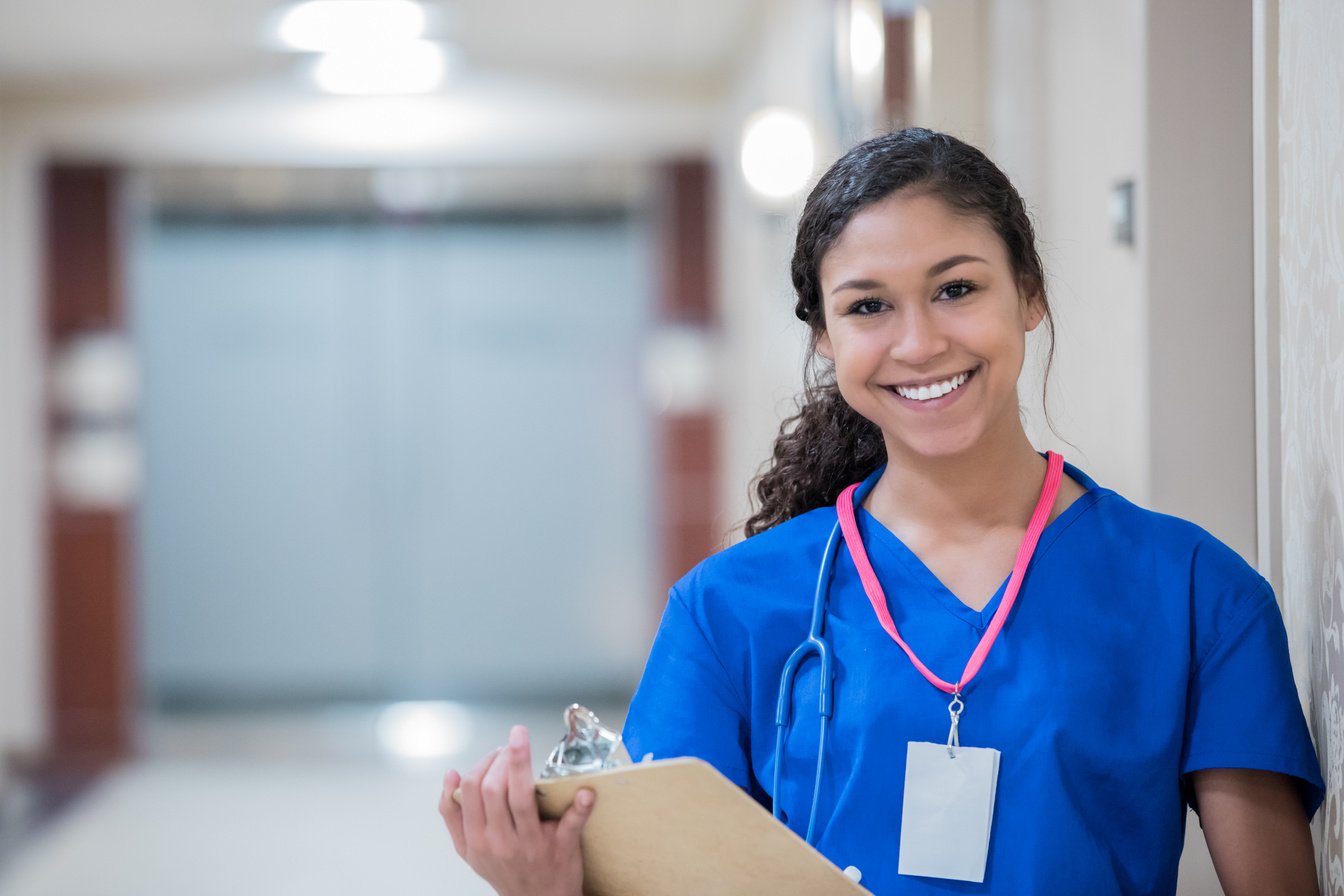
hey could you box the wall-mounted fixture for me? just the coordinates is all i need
[642,326,720,415]
[739,107,816,206]
[848,0,886,80]
[1110,179,1135,247]
[831,0,886,137]
[49,331,140,510]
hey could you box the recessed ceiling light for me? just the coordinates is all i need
[312,40,448,95]
[290,96,481,153]
[276,0,426,52]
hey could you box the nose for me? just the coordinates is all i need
[890,305,950,366]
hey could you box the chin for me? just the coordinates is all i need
[885,431,984,463]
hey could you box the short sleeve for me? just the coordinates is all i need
[1181,579,1324,816]
[622,585,754,788]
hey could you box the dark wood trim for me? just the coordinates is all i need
[43,164,135,767]
[45,510,135,762]
[44,166,125,336]
[659,413,722,587]
[656,160,715,326]
[653,160,722,598]
[884,14,914,128]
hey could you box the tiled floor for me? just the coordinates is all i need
[0,699,1224,895]
[0,700,628,896]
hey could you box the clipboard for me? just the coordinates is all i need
[535,758,867,896]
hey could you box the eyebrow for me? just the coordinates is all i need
[829,254,989,295]
[928,254,988,277]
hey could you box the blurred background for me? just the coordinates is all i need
[1,0,1341,894]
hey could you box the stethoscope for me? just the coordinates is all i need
[771,472,880,845]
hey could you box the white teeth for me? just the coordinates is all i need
[895,371,970,401]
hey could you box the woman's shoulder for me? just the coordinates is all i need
[1066,463,1269,602]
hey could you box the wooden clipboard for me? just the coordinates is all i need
[535,758,867,896]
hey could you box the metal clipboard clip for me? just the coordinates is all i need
[541,703,632,778]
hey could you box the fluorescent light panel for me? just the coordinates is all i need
[312,40,447,94]
[277,0,426,52]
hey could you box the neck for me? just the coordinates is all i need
[868,426,1047,533]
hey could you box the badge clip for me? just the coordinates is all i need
[947,690,964,758]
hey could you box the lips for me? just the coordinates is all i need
[888,367,977,402]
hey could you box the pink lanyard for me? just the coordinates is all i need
[835,451,1064,696]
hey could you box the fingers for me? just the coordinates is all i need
[480,736,517,841]
[439,770,467,856]
[505,725,543,842]
[459,746,502,851]
[444,728,554,875]
[554,787,596,853]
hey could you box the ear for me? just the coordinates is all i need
[816,329,835,361]
[1021,283,1046,333]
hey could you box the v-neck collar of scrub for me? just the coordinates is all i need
[852,459,1106,631]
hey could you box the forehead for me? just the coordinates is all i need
[819,192,1008,282]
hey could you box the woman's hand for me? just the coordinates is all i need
[439,725,596,896]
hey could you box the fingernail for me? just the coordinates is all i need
[509,724,527,750]
[576,789,594,809]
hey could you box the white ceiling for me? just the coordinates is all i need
[0,0,768,166]
[0,0,763,96]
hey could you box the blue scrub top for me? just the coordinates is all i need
[623,462,1323,895]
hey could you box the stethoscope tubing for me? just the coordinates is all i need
[772,517,844,843]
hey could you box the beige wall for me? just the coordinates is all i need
[912,0,989,148]
[712,0,841,534]
[1275,0,1344,887]
[989,0,1149,503]
[988,0,1257,563]
[1145,0,1257,560]
[0,114,46,786]
[986,1,1261,891]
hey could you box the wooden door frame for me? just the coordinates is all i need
[42,163,136,771]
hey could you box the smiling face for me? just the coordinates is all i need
[816,189,1044,465]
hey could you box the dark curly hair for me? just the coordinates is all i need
[744,128,1054,536]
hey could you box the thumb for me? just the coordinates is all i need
[554,788,596,850]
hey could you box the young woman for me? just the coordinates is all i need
[440,129,1323,895]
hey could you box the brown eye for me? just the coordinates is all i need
[848,299,886,315]
[939,281,975,301]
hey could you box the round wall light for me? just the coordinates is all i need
[739,107,816,204]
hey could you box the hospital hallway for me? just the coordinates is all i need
[0,700,628,895]
[3,0,1343,893]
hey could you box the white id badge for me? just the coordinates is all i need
[897,741,1000,883]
